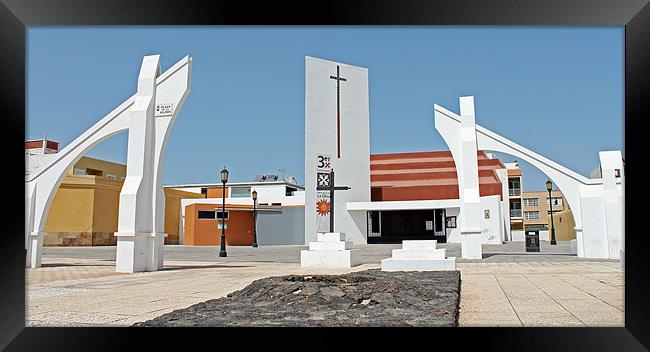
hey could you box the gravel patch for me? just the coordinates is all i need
[134,269,461,327]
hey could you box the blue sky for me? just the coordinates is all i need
[27,27,623,191]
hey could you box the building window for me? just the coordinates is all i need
[85,168,103,176]
[510,199,522,218]
[547,197,563,207]
[446,216,457,228]
[107,174,117,180]
[73,168,85,175]
[201,188,208,196]
[508,178,521,196]
[198,210,215,219]
[524,211,540,220]
[198,210,229,220]
[484,210,490,219]
[615,169,621,177]
[215,211,229,220]
[231,187,251,198]
[523,198,539,207]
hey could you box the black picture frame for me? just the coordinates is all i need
[446,216,457,229]
[1,0,648,350]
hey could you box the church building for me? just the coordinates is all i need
[354,150,509,244]
[304,56,510,247]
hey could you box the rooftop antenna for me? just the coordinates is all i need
[278,168,286,180]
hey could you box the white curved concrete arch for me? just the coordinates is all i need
[25,100,132,267]
[25,55,192,270]
[435,100,609,258]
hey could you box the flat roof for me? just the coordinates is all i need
[165,181,305,190]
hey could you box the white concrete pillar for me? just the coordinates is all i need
[115,55,160,273]
[304,57,371,245]
[458,96,483,259]
[599,151,624,259]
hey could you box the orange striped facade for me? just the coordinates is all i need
[370,150,505,201]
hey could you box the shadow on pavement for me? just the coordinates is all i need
[161,264,253,271]
[40,263,115,267]
[482,253,578,258]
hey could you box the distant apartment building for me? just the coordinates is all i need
[505,161,524,240]
[522,189,567,229]
[522,189,575,241]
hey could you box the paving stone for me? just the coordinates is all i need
[28,244,623,327]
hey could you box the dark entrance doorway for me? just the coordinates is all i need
[367,210,447,244]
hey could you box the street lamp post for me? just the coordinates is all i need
[219,167,229,257]
[546,179,557,245]
[252,190,258,248]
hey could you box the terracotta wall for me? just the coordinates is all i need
[206,187,229,199]
[369,150,505,202]
[372,183,503,202]
[25,140,59,150]
[184,203,253,246]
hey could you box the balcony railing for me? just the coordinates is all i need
[510,209,522,218]
[509,188,521,196]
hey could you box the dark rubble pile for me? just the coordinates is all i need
[134,269,461,327]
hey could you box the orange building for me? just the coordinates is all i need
[174,178,304,246]
[183,203,255,246]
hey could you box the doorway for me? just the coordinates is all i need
[367,210,444,244]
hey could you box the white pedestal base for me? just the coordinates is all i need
[570,239,578,255]
[621,249,624,271]
[26,232,45,268]
[115,232,166,273]
[381,240,456,271]
[381,257,457,271]
[300,232,359,268]
[461,230,483,259]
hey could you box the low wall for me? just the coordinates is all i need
[44,232,117,246]
[257,206,305,245]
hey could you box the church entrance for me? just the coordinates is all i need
[367,209,446,244]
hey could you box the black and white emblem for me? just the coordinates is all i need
[317,172,331,187]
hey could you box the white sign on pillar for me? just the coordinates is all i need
[304,56,370,244]
[316,153,332,232]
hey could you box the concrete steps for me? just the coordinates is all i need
[301,232,359,268]
[391,248,446,260]
[381,240,456,271]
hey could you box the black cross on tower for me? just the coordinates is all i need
[316,169,350,232]
[330,65,347,159]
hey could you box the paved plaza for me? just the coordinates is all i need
[26,241,624,327]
